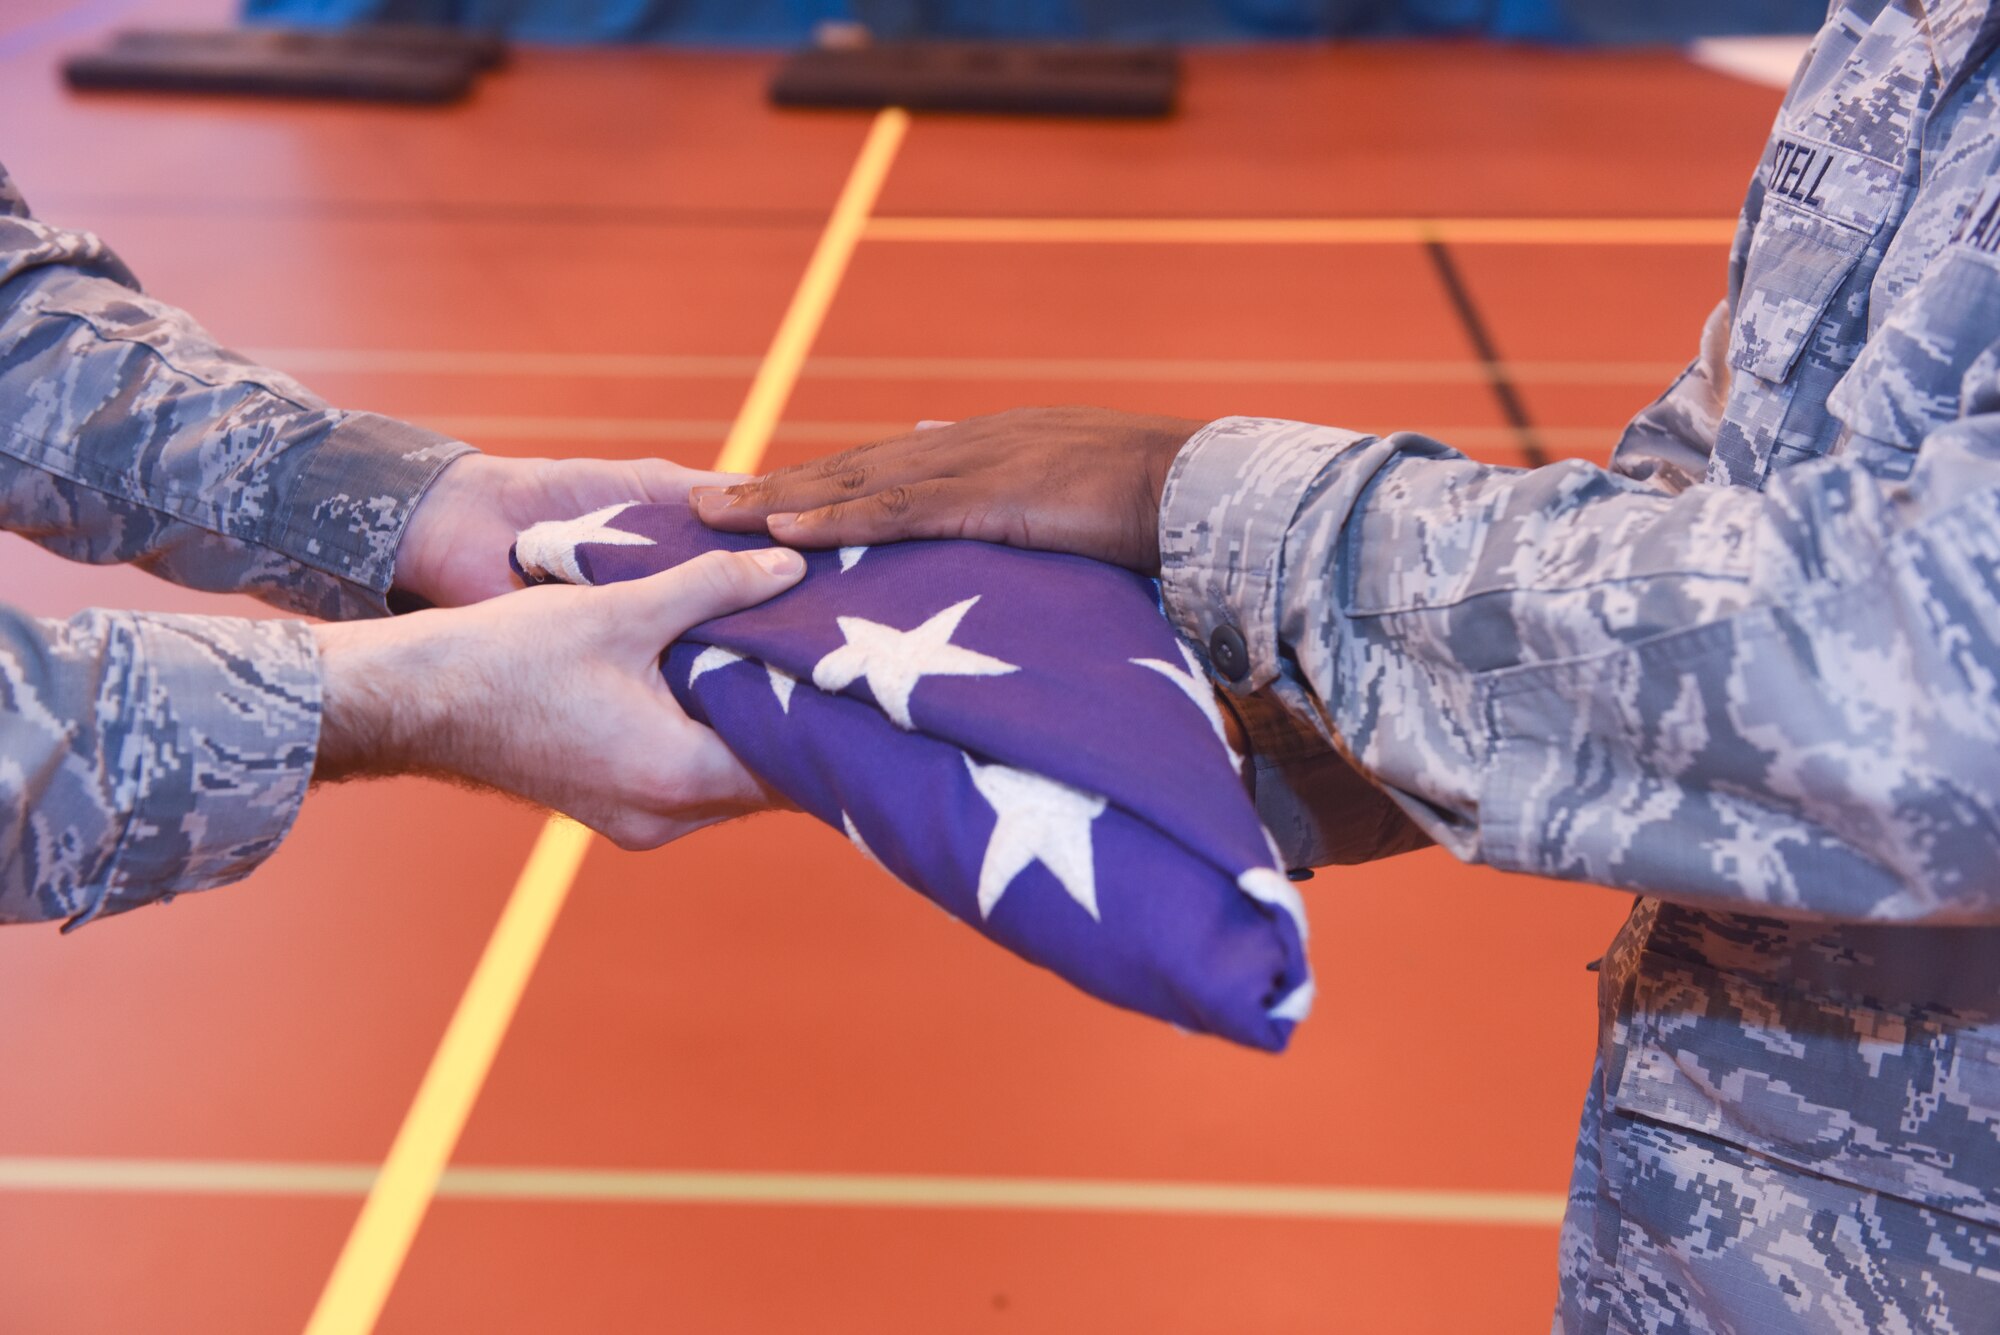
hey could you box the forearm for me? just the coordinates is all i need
[313,552,800,849]
[0,165,472,618]
[1160,413,2000,923]
[0,267,472,618]
[311,613,488,784]
[0,604,320,927]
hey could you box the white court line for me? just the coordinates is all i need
[414,416,916,443]
[0,1156,1565,1228]
[249,350,768,377]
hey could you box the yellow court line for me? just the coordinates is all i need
[442,1167,1566,1225]
[864,216,1737,246]
[0,1155,1565,1228]
[253,348,1685,385]
[301,106,912,1335]
[301,818,592,1335]
[406,417,1622,455]
[719,107,910,473]
[250,347,1688,383]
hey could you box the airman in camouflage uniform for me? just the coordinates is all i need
[1153,3,2000,1329]
[1,154,803,928]
[708,1,2000,1327]
[0,162,473,929]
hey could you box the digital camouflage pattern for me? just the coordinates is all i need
[0,163,470,927]
[1159,1,2000,1329]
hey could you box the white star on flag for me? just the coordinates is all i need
[768,665,798,712]
[1241,824,1312,1019]
[1133,639,1243,773]
[685,645,744,685]
[812,596,1017,730]
[842,811,890,874]
[688,646,802,713]
[1243,824,1311,945]
[1267,979,1315,1021]
[512,503,652,585]
[838,546,868,572]
[965,755,1107,921]
[1237,866,1309,945]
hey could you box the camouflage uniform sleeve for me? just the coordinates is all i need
[0,162,473,620]
[0,162,457,924]
[0,604,320,927]
[1158,381,2000,923]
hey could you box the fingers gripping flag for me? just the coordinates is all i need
[514,503,1312,1051]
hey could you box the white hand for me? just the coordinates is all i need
[315,546,805,850]
[394,453,743,608]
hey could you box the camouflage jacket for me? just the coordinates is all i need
[0,164,469,928]
[1160,3,2000,1330]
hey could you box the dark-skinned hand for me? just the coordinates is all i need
[689,406,1208,573]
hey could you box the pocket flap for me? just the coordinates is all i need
[1611,953,2000,1227]
[1728,205,1870,384]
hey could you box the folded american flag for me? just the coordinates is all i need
[512,503,1311,1050]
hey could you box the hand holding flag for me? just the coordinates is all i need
[513,502,1312,1051]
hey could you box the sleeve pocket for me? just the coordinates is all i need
[1728,206,1870,384]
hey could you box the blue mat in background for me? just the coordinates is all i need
[238,0,1828,46]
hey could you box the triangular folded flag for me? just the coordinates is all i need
[513,503,1311,1051]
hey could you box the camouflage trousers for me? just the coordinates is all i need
[1552,1060,2000,1333]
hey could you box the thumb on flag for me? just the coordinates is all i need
[606,547,806,653]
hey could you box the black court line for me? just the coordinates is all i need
[1424,239,1549,469]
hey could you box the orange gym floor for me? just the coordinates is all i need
[0,6,1784,1331]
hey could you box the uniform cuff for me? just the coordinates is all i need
[78,613,321,927]
[268,413,474,617]
[1157,417,1372,693]
[1225,680,1433,867]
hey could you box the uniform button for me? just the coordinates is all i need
[1209,624,1249,681]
